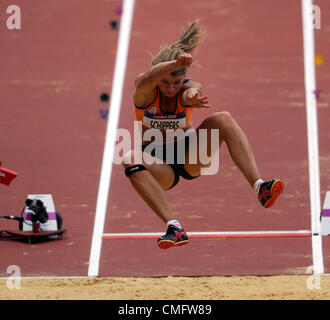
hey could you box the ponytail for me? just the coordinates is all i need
[151,20,206,75]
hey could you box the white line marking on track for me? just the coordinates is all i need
[301,0,324,274]
[88,0,135,277]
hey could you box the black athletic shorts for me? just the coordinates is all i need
[141,136,200,190]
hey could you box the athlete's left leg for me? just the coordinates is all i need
[183,111,284,207]
[184,111,261,187]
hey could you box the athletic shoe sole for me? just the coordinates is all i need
[264,179,285,208]
[157,239,189,249]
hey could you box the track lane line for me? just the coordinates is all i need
[88,0,135,277]
[301,0,324,274]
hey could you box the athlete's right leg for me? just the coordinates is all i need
[122,149,177,224]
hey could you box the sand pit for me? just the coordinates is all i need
[1,275,330,300]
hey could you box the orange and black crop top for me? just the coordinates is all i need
[134,86,194,132]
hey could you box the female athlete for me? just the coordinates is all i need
[123,20,284,249]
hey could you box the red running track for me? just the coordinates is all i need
[0,0,329,277]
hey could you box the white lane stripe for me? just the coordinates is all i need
[102,230,312,237]
[301,0,324,274]
[88,0,135,277]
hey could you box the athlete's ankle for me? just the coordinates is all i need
[253,179,264,194]
[166,219,182,229]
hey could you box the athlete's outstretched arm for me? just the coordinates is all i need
[134,53,193,106]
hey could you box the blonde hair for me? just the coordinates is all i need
[151,20,206,76]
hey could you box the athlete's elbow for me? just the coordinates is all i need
[135,73,157,91]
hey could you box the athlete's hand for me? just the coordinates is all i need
[184,88,211,108]
[176,53,193,67]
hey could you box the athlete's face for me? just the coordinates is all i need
[158,75,185,97]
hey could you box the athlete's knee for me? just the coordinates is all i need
[121,151,146,177]
[122,150,143,168]
[209,111,235,132]
[214,111,232,124]
[124,164,147,177]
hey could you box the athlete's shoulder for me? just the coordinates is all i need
[134,73,158,108]
[134,86,159,110]
[134,73,146,86]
